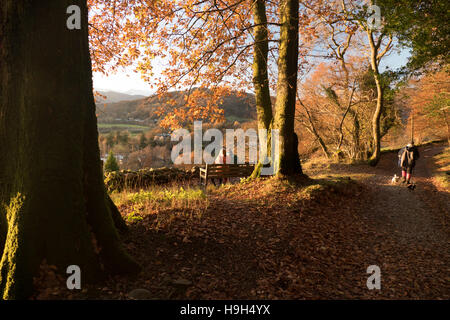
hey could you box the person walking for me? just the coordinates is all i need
[398,142,420,185]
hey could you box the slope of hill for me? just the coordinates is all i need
[95,90,257,126]
[95,90,146,104]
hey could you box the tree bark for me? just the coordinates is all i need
[0,0,139,300]
[274,0,303,176]
[367,30,384,166]
[250,0,274,178]
[443,109,450,146]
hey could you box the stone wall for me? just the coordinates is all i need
[104,166,200,192]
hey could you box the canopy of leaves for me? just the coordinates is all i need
[377,0,450,71]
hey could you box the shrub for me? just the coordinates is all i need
[104,151,120,172]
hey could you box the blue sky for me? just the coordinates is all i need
[93,49,411,97]
[380,48,411,72]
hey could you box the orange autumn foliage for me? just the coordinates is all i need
[87,0,320,129]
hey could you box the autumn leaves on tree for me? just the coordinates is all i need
[89,0,312,176]
[0,0,305,300]
[1,0,447,300]
[88,0,405,171]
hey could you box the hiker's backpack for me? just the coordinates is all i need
[398,147,416,168]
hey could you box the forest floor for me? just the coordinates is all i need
[34,143,449,299]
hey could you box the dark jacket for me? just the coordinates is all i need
[398,146,420,168]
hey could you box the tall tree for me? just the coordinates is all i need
[339,0,393,165]
[89,0,316,176]
[90,0,278,176]
[301,0,362,159]
[0,0,139,299]
[250,0,274,177]
[274,0,303,176]
[366,29,392,166]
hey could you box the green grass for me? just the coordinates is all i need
[111,185,209,226]
[111,186,206,207]
[97,123,150,131]
[129,187,206,204]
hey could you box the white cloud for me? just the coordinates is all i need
[93,68,153,96]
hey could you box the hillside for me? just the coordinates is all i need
[95,90,258,126]
[95,90,147,104]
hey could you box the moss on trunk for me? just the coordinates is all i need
[274,0,303,176]
[0,0,139,300]
[367,30,384,166]
[250,0,274,178]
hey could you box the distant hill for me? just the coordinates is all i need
[96,90,258,126]
[95,90,146,104]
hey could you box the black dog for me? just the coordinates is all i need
[407,183,416,190]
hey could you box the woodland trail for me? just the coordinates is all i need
[34,144,449,300]
[341,144,450,298]
[113,142,449,300]
[359,144,449,247]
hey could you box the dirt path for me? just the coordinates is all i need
[36,144,448,300]
[348,144,450,298]
[360,145,449,243]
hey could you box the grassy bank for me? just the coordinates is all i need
[111,185,208,228]
[431,146,450,191]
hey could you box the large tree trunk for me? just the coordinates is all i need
[367,30,384,166]
[274,0,303,176]
[0,0,139,300]
[250,0,274,178]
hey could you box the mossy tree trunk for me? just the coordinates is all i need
[250,0,274,178]
[0,0,139,300]
[273,0,303,176]
[367,30,384,166]
[443,109,450,146]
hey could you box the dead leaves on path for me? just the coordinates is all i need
[33,174,449,299]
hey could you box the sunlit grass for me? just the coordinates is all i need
[112,185,207,207]
[432,146,450,191]
[111,185,209,227]
[312,172,374,181]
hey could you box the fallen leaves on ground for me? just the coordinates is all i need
[33,145,450,300]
